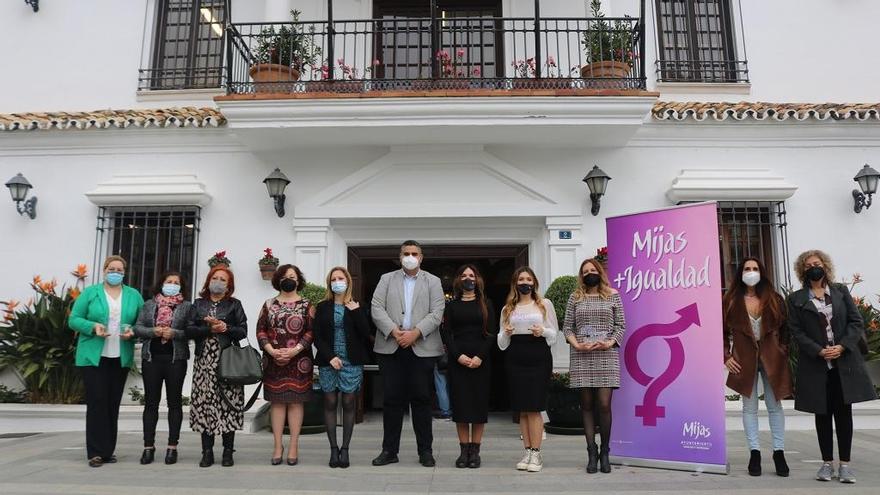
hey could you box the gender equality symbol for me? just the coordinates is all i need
[623,303,701,426]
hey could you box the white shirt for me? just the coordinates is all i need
[402,271,418,330]
[102,290,122,358]
[497,300,558,350]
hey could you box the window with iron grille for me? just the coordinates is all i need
[93,207,201,300]
[373,0,503,80]
[141,0,227,90]
[655,0,748,82]
[717,202,790,291]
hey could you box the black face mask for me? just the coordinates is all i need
[583,273,601,288]
[517,283,534,295]
[280,278,298,293]
[806,266,826,282]
[461,279,476,291]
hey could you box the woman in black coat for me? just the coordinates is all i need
[313,266,372,468]
[786,249,876,484]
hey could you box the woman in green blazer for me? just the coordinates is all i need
[68,255,144,467]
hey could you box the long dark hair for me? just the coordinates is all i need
[451,264,489,336]
[721,256,785,331]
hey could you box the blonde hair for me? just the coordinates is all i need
[501,266,547,326]
[323,266,354,303]
[573,258,613,300]
[103,255,127,271]
[793,249,835,286]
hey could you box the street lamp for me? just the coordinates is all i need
[263,168,291,217]
[852,164,880,214]
[5,173,37,219]
[582,165,611,216]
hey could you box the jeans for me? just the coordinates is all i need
[742,365,785,451]
[434,365,451,416]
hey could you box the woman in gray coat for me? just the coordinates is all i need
[134,272,192,465]
[786,250,876,484]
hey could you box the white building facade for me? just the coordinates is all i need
[1,1,879,396]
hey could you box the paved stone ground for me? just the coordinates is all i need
[1,408,879,494]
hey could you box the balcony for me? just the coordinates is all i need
[213,4,658,148]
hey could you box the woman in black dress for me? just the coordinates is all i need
[441,264,497,469]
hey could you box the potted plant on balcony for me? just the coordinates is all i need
[258,248,279,281]
[249,10,322,93]
[580,0,635,81]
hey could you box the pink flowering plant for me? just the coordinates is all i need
[436,49,482,78]
[314,58,381,80]
[510,56,560,78]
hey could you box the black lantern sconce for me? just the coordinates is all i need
[582,165,611,216]
[25,1,39,13]
[5,173,38,219]
[263,168,291,218]
[852,164,879,214]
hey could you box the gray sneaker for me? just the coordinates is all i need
[816,462,834,482]
[838,464,856,484]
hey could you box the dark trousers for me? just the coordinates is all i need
[377,347,436,455]
[815,367,854,462]
[142,356,188,447]
[80,357,128,460]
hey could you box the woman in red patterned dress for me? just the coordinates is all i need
[257,264,315,466]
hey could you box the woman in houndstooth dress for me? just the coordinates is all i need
[562,258,626,474]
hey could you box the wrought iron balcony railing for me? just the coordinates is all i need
[224,12,646,95]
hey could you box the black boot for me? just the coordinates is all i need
[773,450,789,477]
[586,444,599,474]
[467,443,481,469]
[455,443,469,468]
[748,450,761,476]
[599,446,611,474]
[199,434,215,468]
[329,447,340,468]
[140,447,155,465]
[221,432,235,467]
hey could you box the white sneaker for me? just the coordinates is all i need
[527,449,543,472]
[516,449,532,470]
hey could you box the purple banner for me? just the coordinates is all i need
[608,202,726,471]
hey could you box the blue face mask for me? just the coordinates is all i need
[105,272,124,286]
[162,283,181,297]
[331,281,348,294]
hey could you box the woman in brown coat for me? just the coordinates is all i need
[723,257,792,477]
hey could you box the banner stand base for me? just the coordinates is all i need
[611,455,729,475]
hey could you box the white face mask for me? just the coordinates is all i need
[742,271,761,287]
[401,255,420,271]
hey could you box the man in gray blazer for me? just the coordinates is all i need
[371,240,445,467]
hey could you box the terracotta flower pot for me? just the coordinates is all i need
[580,61,631,89]
[249,63,301,93]
[259,264,278,281]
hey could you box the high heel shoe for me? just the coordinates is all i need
[329,447,340,468]
[338,447,350,468]
[271,447,284,466]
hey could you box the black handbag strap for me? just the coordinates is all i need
[217,380,263,413]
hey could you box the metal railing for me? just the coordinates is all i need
[224,12,646,95]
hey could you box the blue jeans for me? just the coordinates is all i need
[742,365,785,451]
[433,365,451,416]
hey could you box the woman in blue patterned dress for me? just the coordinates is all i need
[314,266,372,468]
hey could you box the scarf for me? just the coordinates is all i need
[154,293,183,329]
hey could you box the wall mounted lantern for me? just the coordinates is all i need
[583,165,611,216]
[853,164,879,213]
[263,168,291,217]
[5,173,37,219]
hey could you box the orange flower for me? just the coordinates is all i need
[869,319,879,331]
[71,264,88,280]
[32,275,41,285]
[67,287,81,300]
[2,299,19,321]
[38,279,58,294]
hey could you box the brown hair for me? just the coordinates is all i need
[451,264,489,336]
[103,255,127,271]
[151,271,188,299]
[323,266,354,303]
[573,258,613,300]
[271,264,305,292]
[501,266,547,326]
[722,256,785,333]
[198,266,235,299]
